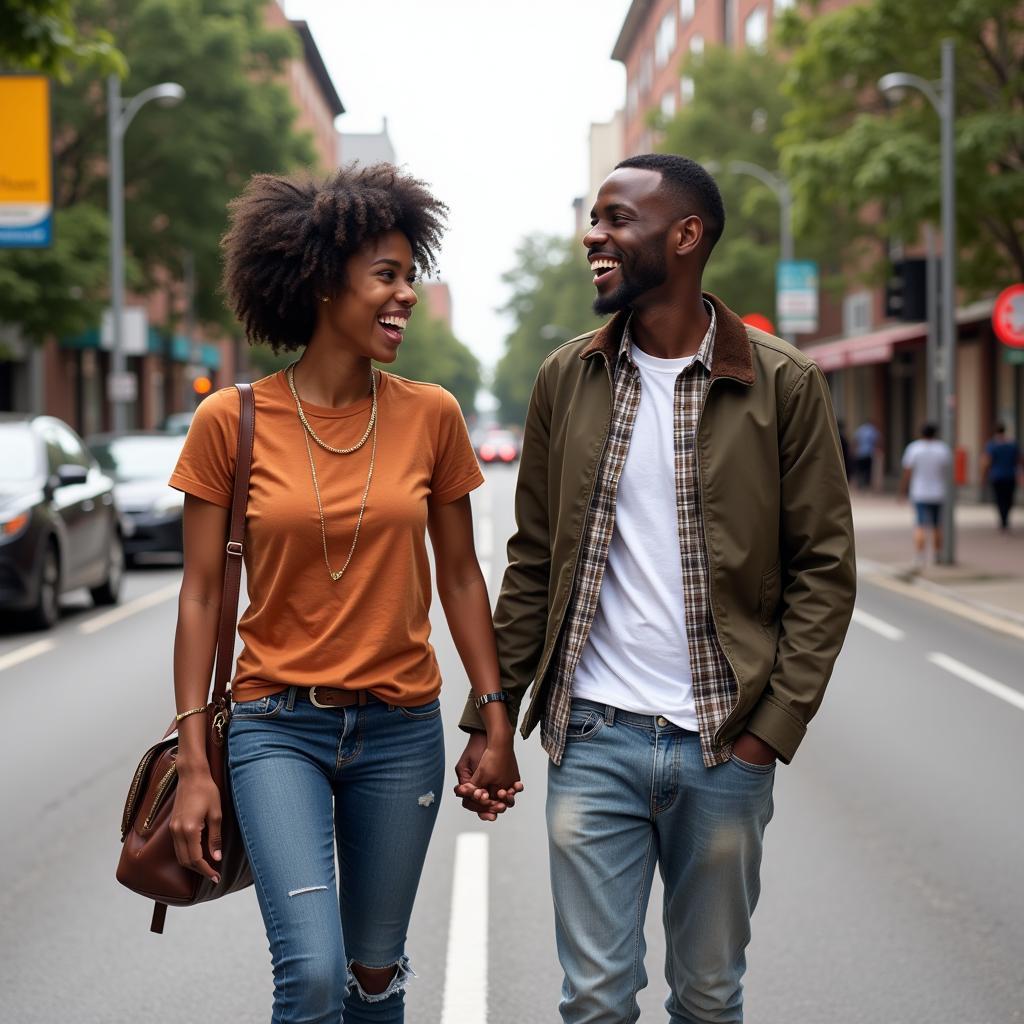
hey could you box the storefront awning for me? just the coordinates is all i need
[802,322,925,372]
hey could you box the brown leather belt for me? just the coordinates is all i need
[307,686,377,709]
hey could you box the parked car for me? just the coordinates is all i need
[0,414,123,629]
[163,410,194,435]
[476,429,521,464]
[88,432,186,564]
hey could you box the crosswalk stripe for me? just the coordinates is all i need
[440,831,489,1024]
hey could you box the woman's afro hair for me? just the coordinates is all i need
[221,163,448,352]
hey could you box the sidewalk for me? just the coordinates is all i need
[852,492,1024,629]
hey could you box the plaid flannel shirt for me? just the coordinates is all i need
[541,304,738,768]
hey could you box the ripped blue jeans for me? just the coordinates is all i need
[228,686,444,1023]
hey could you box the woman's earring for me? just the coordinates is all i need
[321,297,329,303]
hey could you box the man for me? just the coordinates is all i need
[456,154,856,1022]
[980,422,1022,531]
[852,419,881,489]
[900,422,952,566]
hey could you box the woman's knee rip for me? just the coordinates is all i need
[347,955,414,1002]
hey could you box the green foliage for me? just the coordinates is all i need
[492,235,601,427]
[658,46,795,321]
[386,309,481,416]
[0,0,126,79]
[0,0,317,347]
[778,0,1024,291]
[0,203,115,342]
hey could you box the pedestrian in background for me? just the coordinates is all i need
[457,154,856,1023]
[852,418,881,489]
[900,422,952,568]
[168,165,520,1024]
[837,419,853,479]
[980,422,1022,531]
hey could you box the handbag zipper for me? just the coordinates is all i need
[142,763,178,831]
[121,745,161,840]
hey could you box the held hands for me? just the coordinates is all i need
[453,730,524,821]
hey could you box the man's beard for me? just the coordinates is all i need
[592,249,667,316]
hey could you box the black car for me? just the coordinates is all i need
[0,414,124,629]
[88,432,186,563]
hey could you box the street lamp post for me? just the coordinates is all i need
[106,75,185,433]
[705,159,795,342]
[879,40,957,564]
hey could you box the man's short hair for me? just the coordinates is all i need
[922,423,938,439]
[615,153,726,249]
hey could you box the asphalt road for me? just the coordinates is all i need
[1,464,1022,1023]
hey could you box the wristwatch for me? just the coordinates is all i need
[473,690,508,710]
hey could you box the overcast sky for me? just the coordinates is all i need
[284,1,631,372]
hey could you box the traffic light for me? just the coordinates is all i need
[192,375,212,396]
[885,258,928,322]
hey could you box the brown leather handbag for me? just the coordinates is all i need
[117,383,255,933]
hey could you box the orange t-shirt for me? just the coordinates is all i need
[169,370,484,705]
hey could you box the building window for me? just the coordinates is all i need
[656,10,677,68]
[627,81,639,116]
[774,0,795,9]
[745,5,768,50]
[661,90,677,119]
[723,0,735,46]
[690,33,705,56]
[843,292,873,337]
[680,0,696,23]
[680,76,695,103]
[638,52,654,96]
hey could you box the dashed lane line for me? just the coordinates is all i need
[440,831,489,1024]
[0,639,56,674]
[851,608,905,642]
[927,652,1024,713]
[78,581,180,635]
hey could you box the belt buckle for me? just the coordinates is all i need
[309,686,332,709]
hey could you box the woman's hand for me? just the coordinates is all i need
[471,741,524,806]
[169,768,223,883]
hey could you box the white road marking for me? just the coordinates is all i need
[851,608,905,641]
[478,515,493,559]
[440,831,489,1024]
[78,581,180,635]
[927,652,1024,713]
[0,639,56,674]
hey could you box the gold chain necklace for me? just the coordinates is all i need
[286,361,376,454]
[285,362,377,583]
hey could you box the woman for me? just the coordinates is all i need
[168,164,520,1023]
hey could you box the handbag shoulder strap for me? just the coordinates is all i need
[211,383,255,704]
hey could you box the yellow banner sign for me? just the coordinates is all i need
[0,75,53,247]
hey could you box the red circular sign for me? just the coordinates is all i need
[993,284,1024,348]
[742,313,776,335]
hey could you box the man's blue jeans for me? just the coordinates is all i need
[228,687,444,1024]
[547,700,775,1024]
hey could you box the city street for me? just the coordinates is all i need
[1,464,1022,1024]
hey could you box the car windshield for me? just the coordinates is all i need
[0,426,39,482]
[91,435,184,481]
[484,432,517,446]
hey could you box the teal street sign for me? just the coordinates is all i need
[777,260,819,335]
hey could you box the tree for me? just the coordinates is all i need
[658,46,794,322]
[0,0,125,79]
[492,235,601,427]
[0,0,317,347]
[388,310,481,416]
[778,0,1024,292]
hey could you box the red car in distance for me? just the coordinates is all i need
[476,429,521,465]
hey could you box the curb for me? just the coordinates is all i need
[859,558,1024,643]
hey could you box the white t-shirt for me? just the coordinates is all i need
[572,344,698,730]
[902,438,952,503]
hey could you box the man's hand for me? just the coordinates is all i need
[731,731,778,766]
[453,731,524,820]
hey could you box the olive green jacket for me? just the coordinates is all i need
[461,294,856,763]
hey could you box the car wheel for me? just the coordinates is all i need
[90,531,124,606]
[27,543,61,630]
